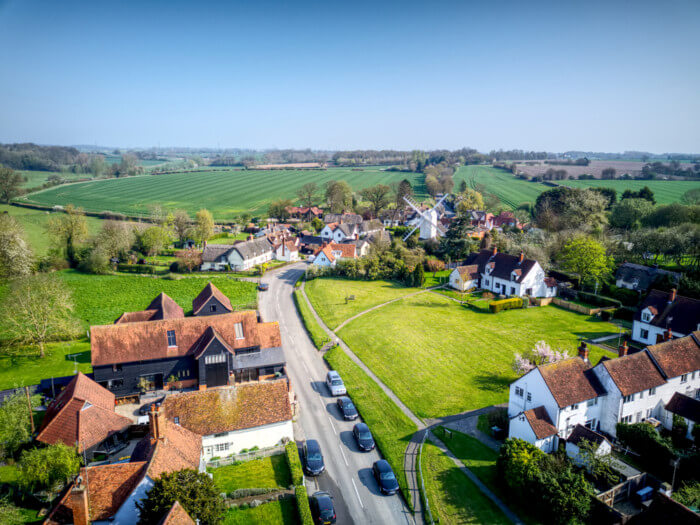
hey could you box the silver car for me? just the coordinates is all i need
[326,371,346,396]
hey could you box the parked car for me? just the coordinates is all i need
[303,439,325,476]
[352,423,375,451]
[258,282,269,291]
[336,396,358,421]
[310,491,336,524]
[373,459,399,495]
[326,371,346,396]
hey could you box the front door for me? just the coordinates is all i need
[206,363,228,387]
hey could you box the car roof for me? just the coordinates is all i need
[339,396,351,402]
[375,459,391,471]
[306,439,320,451]
[354,422,369,431]
[312,491,333,505]
[327,371,341,379]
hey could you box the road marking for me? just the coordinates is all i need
[351,477,364,509]
[327,416,337,435]
[338,443,349,466]
[301,360,311,375]
[318,397,326,411]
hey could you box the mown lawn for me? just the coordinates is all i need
[421,439,508,524]
[222,498,299,525]
[209,455,292,492]
[0,464,43,523]
[293,289,330,350]
[338,292,618,418]
[324,346,418,507]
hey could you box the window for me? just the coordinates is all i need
[214,443,230,452]
[236,348,260,356]
[515,386,524,397]
[642,312,652,322]
[681,374,688,383]
[167,330,177,347]
[177,369,190,378]
[214,432,228,438]
[174,416,180,425]
[636,412,642,422]
[587,398,598,407]
[621,415,633,424]
[485,279,490,286]
[234,322,244,340]
[510,287,516,295]
[623,394,633,403]
[639,390,644,399]
[109,379,124,388]
[112,364,122,373]
[204,353,226,365]
[692,371,697,380]
[526,392,532,402]
[210,304,217,313]
[570,404,579,410]
[646,409,652,419]
[585,419,596,429]
[649,387,656,396]
[640,329,649,339]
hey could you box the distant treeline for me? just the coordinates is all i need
[563,150,700,162]
[544,158,590,166]
[0,143,80,171]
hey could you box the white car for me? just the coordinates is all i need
[326,371,346,396]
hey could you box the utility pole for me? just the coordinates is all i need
[24,386,34,434]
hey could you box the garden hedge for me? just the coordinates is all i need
[116,263,169,275]
[489,297,523,313]
[285,441,304,486]
[295,485,314,525]
[577,291,622,308]
[605,285,640,307]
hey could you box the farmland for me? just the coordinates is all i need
[514,160,649,179]
[19,167,428,220]
[558,178,700,204]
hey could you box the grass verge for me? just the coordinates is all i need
[293,289,330,350]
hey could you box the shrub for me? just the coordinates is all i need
[613,306,636,321]
[616,422,675,474]
[117,263,168,275]
[605,284,640,306]
[577,291,622,308]
[489,297,523,313]
[295,485,314,525]
[78,248,111,274]
[674,481,700,508]
[19,443,81,494]
[285,441,304,486]
[600,309,616,321]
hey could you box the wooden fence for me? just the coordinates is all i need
[207,443,286,468]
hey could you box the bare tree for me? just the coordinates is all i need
[172,210,192,243]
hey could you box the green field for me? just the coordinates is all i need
[19,167,428,220]
[558,178,700,204]
[311,284,620,418]
[293,289,330,349]
[209,455,292,492]
[18,170,89,188]
[223,498,299,525]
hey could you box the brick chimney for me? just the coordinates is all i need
[492,245,497,256]
[618,340,628,357]
[71,476,89,525]
[519,252,524,263]
[665,328,673,341]
[578,341,589,363]
[669,288,677,302]
[149,405,165,443]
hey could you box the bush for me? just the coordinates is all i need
[577,291,622,308]
[600,309,616,321]
[116,263,168,275]
[285,441,304,486]
[613,306,636,321]
[295,485,314,525]
[19,443,81,494]
[605,284,640,306]
[489,297,523,313]
[616,422,675,474]
[78,248,111,274]
[169,261,181,273]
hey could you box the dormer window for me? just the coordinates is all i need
[641,308,654,323]
[166,330,177,347]
[234,322,244,340]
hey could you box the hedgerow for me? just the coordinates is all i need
[489,297,523,313]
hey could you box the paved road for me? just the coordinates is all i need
[259,263,414,525]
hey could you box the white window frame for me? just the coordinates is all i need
[681,374,688,383]
[515,386,524,397]
[234,322,244,340]
[167,330,177,347]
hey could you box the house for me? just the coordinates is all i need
[273,240,299,262]
[358,219,383,237]
[462,210,494,230]
[36,373,132,461]
[493,210,521,229]
[615,263,680,292]
[91,308,285,398]
[161,381,294,460]
[312,242,357,268]
[379,209,406,227]
[285,206,323,221]
[323,212,363,225]
[298,234,324,254]
[200,237,273,271]
[448,264,480,292]
[632,289,700,345]
[508,334,700,452]
[46,407,203,525]
[115,292,184,324]
[452,248,557,298]
[192,282,233,316]
[664,392,699,440]
[565,424,613,465]
[508,405,559,452]
[159,502,195,525]
[319,222,358,242]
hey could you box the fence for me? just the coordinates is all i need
[207,443,286,468]
[552,297,616,316]
[417,431,434,525]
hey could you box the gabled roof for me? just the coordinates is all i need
[159,501,196,525]
[324,213,363,224]
[337,223,356,237]
[523,406,558,439]
[192,282,233,315]
[665,392,700,423]
[131,417,203,479]
[567,424,611,448]
[463,249,538,283]
[616,263,680,290]
[538,358,604,408]
[231,237,273,260]
[162,382,292,436]
[636,289,700,335]
[36,373,131,451]
[330,242,357,259]
[455,264,480,280]
[191,326,236,359]
[201,243,235,263]
[359,219,383,233]
[601,350,666,396]
[115,292,184,324]
[91,311,281,366]
[316,245,335,263]
[646,331,700,379]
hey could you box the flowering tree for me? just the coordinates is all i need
[513,340,569,375]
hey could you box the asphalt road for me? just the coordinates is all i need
[259,263,414,525]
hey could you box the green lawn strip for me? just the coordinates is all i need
[0,339,91,390]
[208,455,292,493]
[304,278,421,330]
[208,232,250,244]
[421,438,509,524]
[338,292,618,418]
[324,346,417,508]
[292,290,330,350]
[222,498,300,525]
[423,270,451,288]
[0,464,43,523]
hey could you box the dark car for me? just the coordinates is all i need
[352,423,375,451]
[373,459,399,495]
[138,398,163,416]
[310,491,336,524]
[303,439,325,476]
[336,396,358,421]
[258,282,269,291]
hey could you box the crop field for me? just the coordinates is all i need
[454,165,546,209]
[514,160,649,179]
[558,178,700,204]
[19,167,428,220]
[18,170,89,188]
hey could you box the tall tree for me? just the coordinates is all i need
[559,236,613,287]
[268,199,293,220]
[89,154,106,177]
[47,204,88,266]
[360,184,391,218]
[325,180,353,213]
[95,220,134,258]
[0,165,24,202]
[0,214,33,278]
[139,225,172,257]
[601,167,616,180]
[456,188,485,214]
[0,392,33,458]
[2,274,79,358]
[610,198,653,230]
[440,215,478,259]
[194,209,214,244]
[18,443,80,494]
[296,182,318,208]
[171,210,192,243]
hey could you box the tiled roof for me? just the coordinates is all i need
[538,358,603,408]
[646,331,700,379]
[567,424,610,447]
[36,373,131,451]
[192,282,233,315]
[115,309,158,324]
[463,249,538,283]
[524,406,558,439]
[665,392,700,423]
[601,350,666,397]
[114,292,184,324]
[159,501,196,525]
[337,223,356,237]
[330,242,357,259]
[231,237,273,260]
[91,311,282,366]
[201,243,235,263]
[191,326,236,359]
[324,213,363,224]
[359,219,383,233]
[45,462,147,524]
[456,264,480,280]
[162,381,292,436]
[544,277,557,287]
[316,245,335,263]
[636,289,700,335]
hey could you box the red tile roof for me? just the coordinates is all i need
[646,331,700,379]
[524,406,558,439]
[538,358,602,408]
[115,309,158,324]
[159,501,196,525]
[114,292,184,324]
[456,264,480,280]
[162,381,292,436]
[192,282,233,315]
[330,242,357,259]
[91,311,282,366]
[601,350,666,397]
[36,373,131,452]
[316,245,335,263]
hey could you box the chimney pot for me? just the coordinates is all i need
[665,329,673,341]
[71,476,90,525]
[669,288,677,302]
[492,246,497,256]
[578,341,589,362]
[519,252,524,263]
[618,341,628,357]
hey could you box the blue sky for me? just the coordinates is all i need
[0,0,698,152]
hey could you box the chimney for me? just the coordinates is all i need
[492,246,497,256]
[149,405,165,443]
[618,341,628,357]
[519,252,524,263]
[669,288,676,302]
[248,234,254,241]
[71,476,89,525]
[578,341,589,363]
[665,329,673,341]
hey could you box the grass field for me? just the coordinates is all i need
[223,498,299,525]
[19,167,428,220]
[324,346,418,506]
[209,455,292,492]
[18,170,88,188]
[0,204,103,256]
[558,178,700,204]
[293,289,330,349]
[332,289,618,418]
[421,439,508,524]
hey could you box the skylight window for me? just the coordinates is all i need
[234,322,244,340]
[167,330,177,347]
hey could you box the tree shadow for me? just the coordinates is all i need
[65,350,91,364]
[472,372,512,393]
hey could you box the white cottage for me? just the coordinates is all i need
[200,238,273,271]
[631,288,700,345]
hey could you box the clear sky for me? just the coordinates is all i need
[0,0,698,153]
